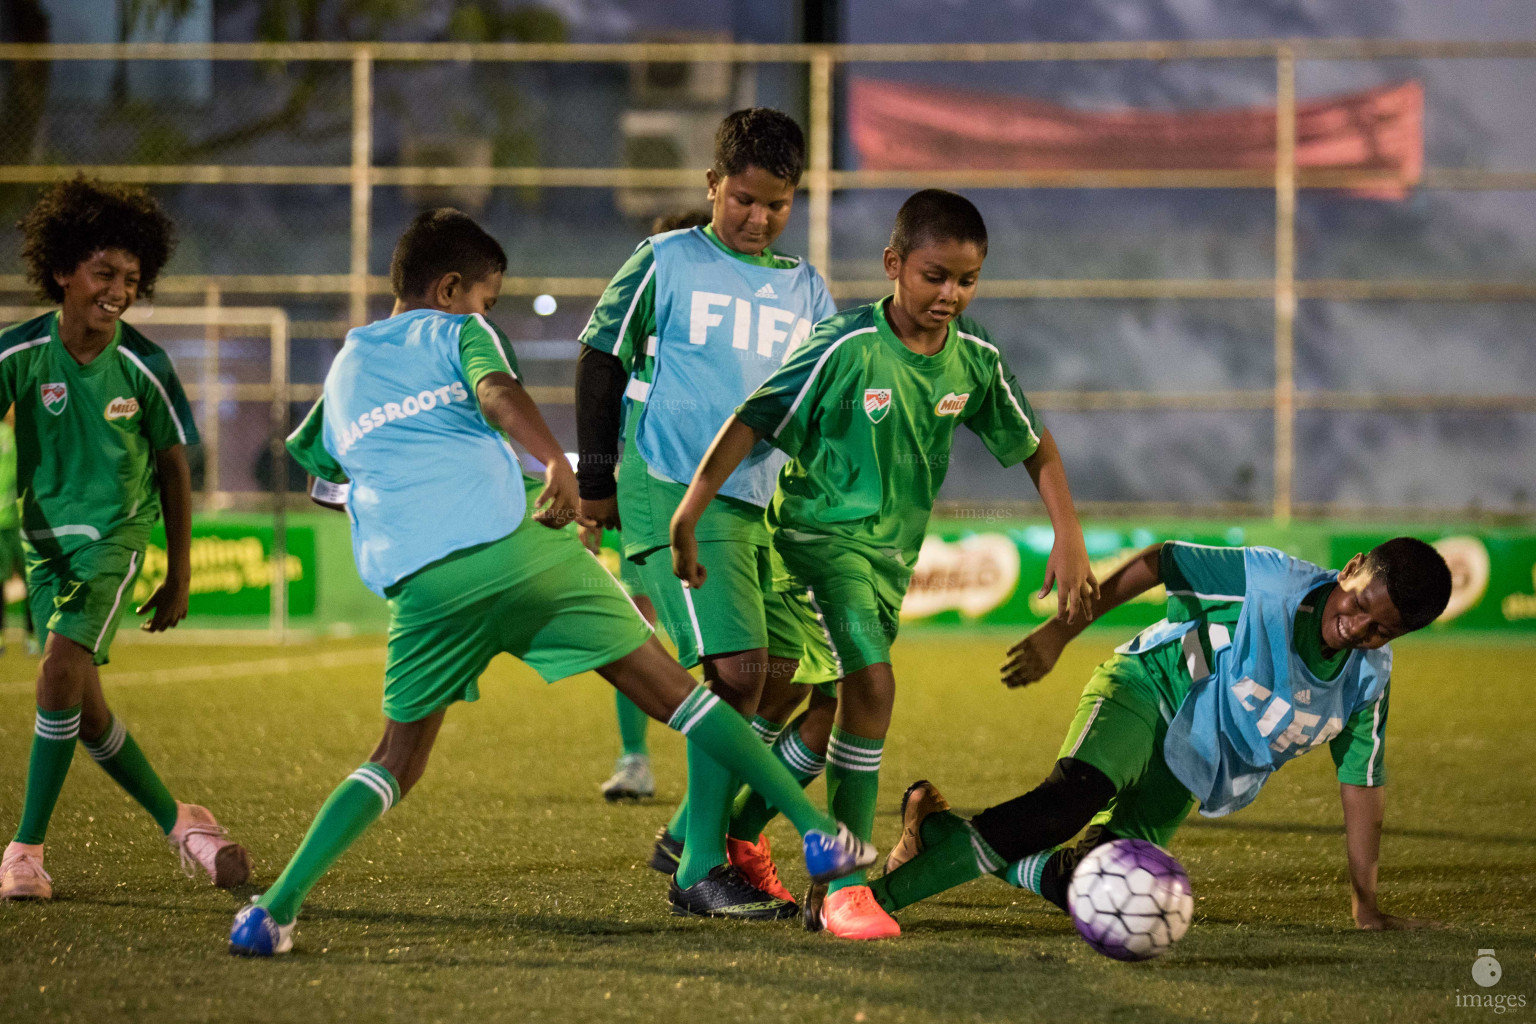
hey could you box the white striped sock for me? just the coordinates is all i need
[667,686,720,736]
[826,734,883,773]
[777,732,826,776]
[85,717,128,762]
[347,765,396,813]
[34,710,81,741]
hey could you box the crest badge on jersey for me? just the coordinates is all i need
[864,388,892,423]
[935,392,970,417]
[40,382,67,415]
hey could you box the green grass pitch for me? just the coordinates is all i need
[1,630,1532,1023]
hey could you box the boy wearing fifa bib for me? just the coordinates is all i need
[228,209,874,957]
[576,109,840,917]
[671,190,1098,939]
[873,537,1452,933]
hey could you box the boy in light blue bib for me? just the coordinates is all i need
[868,537,1452,933]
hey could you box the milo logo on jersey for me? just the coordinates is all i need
[40,382,67,415]
[334,381,471,456]
[105,397,140,420]
[935,392,970,416]
[688,291,814,361]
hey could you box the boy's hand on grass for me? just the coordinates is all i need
[1040,534,1100,625]
[534,460,581,529]
[1001,618,1069,688]
[137,575,189,632]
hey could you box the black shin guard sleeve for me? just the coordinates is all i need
[969,758,1117,865]
[1037,825,1117,912]
[574,345,627,501]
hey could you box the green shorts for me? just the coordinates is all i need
[617,532,645,596]
[0,526,23,578]
[25,540,145,665]
[633,540,808,670]
[775,536,910,677]
[383,520,653,723]
[1058,654,1197,848]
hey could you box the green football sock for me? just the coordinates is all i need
[13,706,81,845]
[824,727,883,892]
[996,849,1057,894]
[666,715,780,852]
[82,715,178,834]
[666,686,837,846]
[615,692,650,757]
[728,723,825,841]
[675,745,735,888]
[258,762,400,926]
[663,798,688,844]
[868,816,1004,913]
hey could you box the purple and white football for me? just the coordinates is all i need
[1068,838,1193,961]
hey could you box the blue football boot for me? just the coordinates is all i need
[802,823,877,884]
[229,901,295,957]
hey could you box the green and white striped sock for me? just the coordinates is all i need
[13,706,81,845]
[259,762,401,926]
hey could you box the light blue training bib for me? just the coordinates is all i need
[1160,547,1391,817]
[634,227,835,507]
[321,309,527,595]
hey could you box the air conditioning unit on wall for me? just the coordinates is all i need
[400,134,494,214]
[616,109,719,219]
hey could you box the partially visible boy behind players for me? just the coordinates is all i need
[873,538,1451,932]
[576,109,840,919]
[0,410,39,656]
[596,206,711,804]
[228,208,874,957]
[0,176,251,901]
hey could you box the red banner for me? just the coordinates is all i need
[848,78,1423,197]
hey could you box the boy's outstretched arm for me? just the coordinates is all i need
[1341,783,1441,930]
[476,370,579,528]
[137,444,192,632]
[1023,428,1099,625]
[669,414,766,587]
[1001,541,1162,688]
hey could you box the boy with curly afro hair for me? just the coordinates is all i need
[0,176,253,901]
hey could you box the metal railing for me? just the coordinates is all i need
[2,39,1534,523]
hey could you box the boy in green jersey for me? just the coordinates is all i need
[576,110,840,918]
[871,537,1452,934]
[230,209,873,957]
[0,177,251,900]
[672,190,1098,939]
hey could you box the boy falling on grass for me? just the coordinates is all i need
[0,177,251,900]
[671,189,1098,939]
[576,109,843,918]
[872,537,1450,933]
[228,208,874,956]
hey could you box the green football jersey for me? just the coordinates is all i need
[1142,541,1387,787]
[0,419,17,529]
[735,299,1043,571]
[580,226,805,557]
[0,312,199,558]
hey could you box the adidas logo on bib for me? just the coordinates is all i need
[754,283,778,299]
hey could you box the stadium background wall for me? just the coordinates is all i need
[29,514,1520,636]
